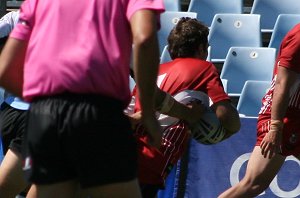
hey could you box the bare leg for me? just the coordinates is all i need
[26,185,37,198]
[0,149,29,198]
[218,146,286,198]
[27,179,141,198]
[26,180,78,198]
[80,178,142,198]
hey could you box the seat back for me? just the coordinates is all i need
[208,14,262,62]
[220,47,276,96]
[0,87,4,105]
[0,87,4,163]
[163,0,180,11]
[158,11,197,54]
[251,0,300,33]
[129,75,135,92]
[0,136,3,164]
[188,0,243,27]
[237,80,271,117]
[221,79,228,93]
[268,14,300,53]
[160,45,172,64]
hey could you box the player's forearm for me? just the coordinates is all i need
[271,66,297,121]
[131,10,160,117]
[0,38,26,97]
[133,39,160,116]
[155,88,205,123]
[271,83,290,121]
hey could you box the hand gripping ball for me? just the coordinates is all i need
[157,90,225,145]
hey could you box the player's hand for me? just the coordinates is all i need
[142,114,163,149]
[260,122,283,159]
[127,111,142,130]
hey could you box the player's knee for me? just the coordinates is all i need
[240,177,268,196]
[0,176,9,189]
[0,181,17,198]
[0,176,28,197]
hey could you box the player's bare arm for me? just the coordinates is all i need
[0,38,27,97]
[130,9,162,148]
[211,100,241,139]
[154,87,206,125]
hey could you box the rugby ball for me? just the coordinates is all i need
[157,90,225,145]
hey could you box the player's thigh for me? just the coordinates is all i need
[0,149,27,191]
[80,179,141,198]
[244,146,286,184]
[27,180,79,198]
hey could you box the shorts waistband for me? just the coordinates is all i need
[32,93,124,108]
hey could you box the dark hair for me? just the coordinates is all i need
[167,17,209,59]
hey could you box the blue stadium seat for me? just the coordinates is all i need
[220,47,276,96]
[0,87,4,163]
[160,45,172,64]
[250,0,300,33]
[208,14,262,63]
[158,11,197,54]
[163,0,180,11]
[129,75,135,92]
[268,14,300,54]
[237,80,271,117]
[0,136,3,163]
[206,46,211,62]
[0,87,4,105]
[221,79,227,93]
[187,0,243,27]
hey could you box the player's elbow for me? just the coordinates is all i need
[133,33,157,50]
[214,102,241,133]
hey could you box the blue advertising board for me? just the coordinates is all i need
[159,117,300,198]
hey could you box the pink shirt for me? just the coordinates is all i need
[10,0,164,104]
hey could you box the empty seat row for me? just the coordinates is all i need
[159,12,300,62]
[188,0,243,27]
[208,13,300,62]
[159,12,261,62]
[268,14,300,54]
[208,13,261,62]
[250,0,300,33]
[220,46,275,97]
[185,0,300,33]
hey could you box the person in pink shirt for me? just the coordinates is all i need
[0,0,171,197]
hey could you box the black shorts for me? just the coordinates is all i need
[23,93,137,188]
[0,102,28,154]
